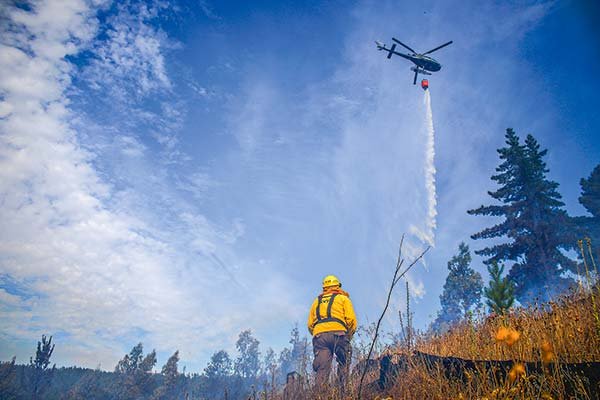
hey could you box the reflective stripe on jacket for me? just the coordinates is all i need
[307,291,357,336]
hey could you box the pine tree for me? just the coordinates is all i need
[28,335,56,400]
[580,165,600,217]
[573,164,600,258]
[468,129,577,304]
[431,243,483,332]
[484,262,515,314]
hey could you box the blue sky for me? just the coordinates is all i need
[1,0,599,372]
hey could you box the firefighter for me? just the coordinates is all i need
[307,275,357,393]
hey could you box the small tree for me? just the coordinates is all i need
[28,335,56,400]
[278,347,293,383]
[262,348,277,397]
[161,350,179,388]
[115,343,143,374]
[0,357,18,399]
[288,325,309,377]
[136,350,157,395]
[398,281,414,350]
[484,262,515,314]
[152,350,180,400]
[432,243,483,332]
[204,350,233,397]
[234,329,260,380]
[114,343,157,400]
[205,350,233,379]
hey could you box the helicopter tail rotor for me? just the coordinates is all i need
[387,43,396,59]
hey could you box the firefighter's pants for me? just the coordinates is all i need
[312,331,352,390]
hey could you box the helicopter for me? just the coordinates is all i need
[375,38,452,85]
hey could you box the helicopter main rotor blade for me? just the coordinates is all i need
[392,38,417,54]
[422,40,453,55]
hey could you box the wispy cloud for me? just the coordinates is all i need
[229,81,279,155]
[198,0,221,20]
[0,0,300,371]
[175,171,216,199]
[83,1,171,99]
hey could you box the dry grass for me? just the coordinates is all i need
[275,285,600,400]
[379,286,600,400]
[419,290,600,364]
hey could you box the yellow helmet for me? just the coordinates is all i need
[322,275,341,288]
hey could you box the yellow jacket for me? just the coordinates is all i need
[307,289,357,336]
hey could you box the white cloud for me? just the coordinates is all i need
[174,171,215,199]
[118,135,146,157]
[0,289,25,308]
[83,1,171,101]
[189,82,211,98]
[0,0,299,371]
[70,1,190,165]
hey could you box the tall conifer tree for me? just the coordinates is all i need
[468,129,576,303]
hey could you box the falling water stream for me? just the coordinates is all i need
[423,89,437,246]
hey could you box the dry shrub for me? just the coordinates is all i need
[273,288,599,399]
[420,290,600,363]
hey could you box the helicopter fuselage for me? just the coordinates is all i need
[400,53,441,72]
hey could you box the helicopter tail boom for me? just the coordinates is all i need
[375,42,406,60]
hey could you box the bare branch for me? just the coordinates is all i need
[357,236,430,399]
